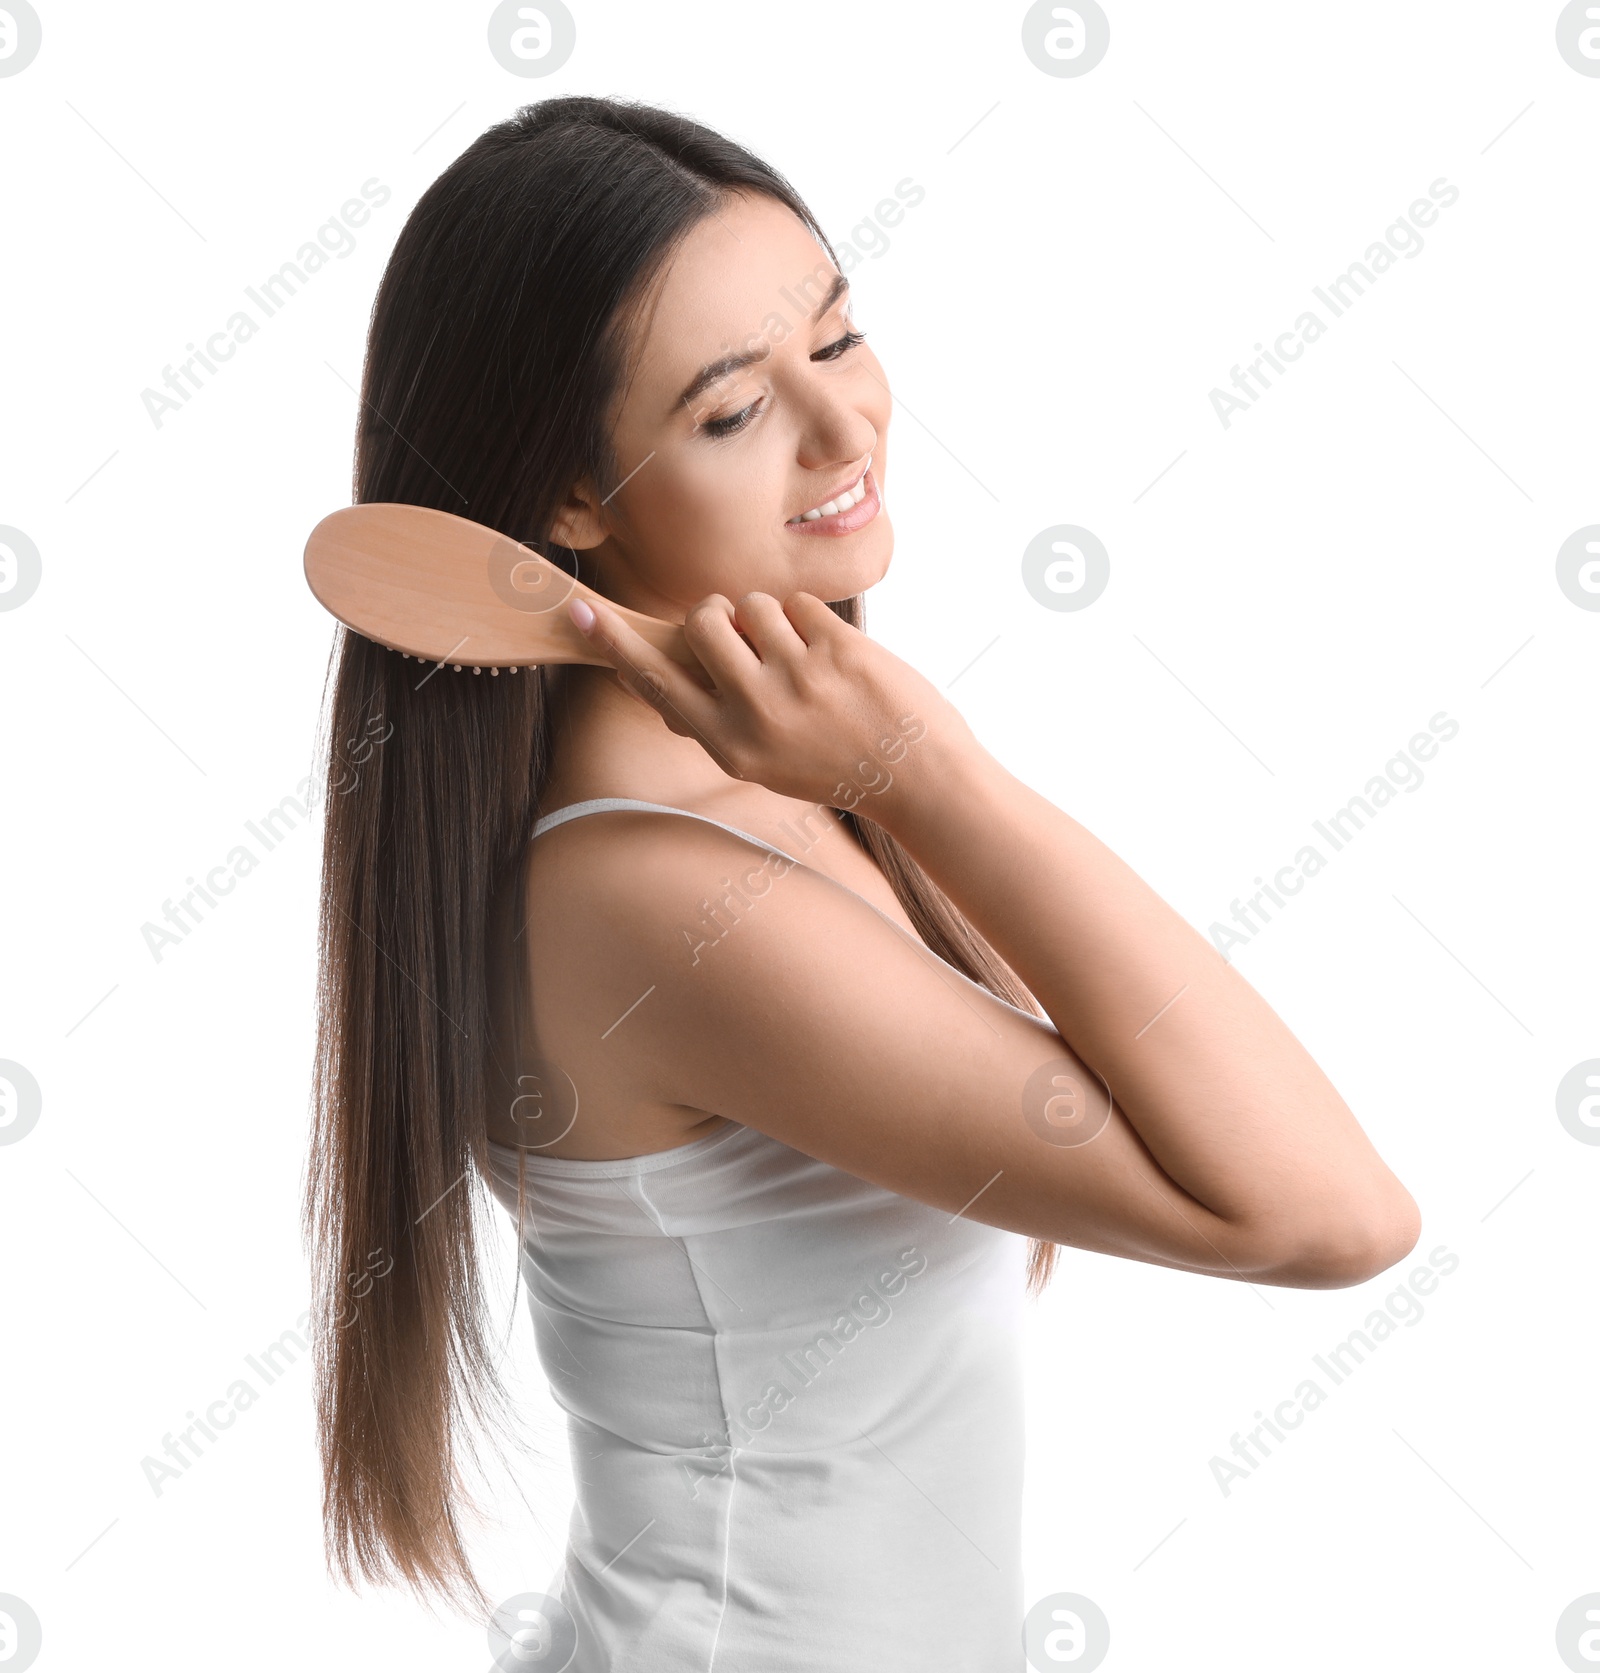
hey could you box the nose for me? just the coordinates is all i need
[796,415,876,476]
[793,379,876,471]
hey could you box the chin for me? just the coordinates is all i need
[813,524,895,605]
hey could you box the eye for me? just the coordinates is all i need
[815,328,866,362]
[700,401,762,438]
[697,330,867,439]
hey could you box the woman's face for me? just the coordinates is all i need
[553,190,893,618]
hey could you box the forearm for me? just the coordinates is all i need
[872,724,1418,1262]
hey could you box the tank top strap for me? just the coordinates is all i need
[530,796,807,868]
[527,798,1041,1021]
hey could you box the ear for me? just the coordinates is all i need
[546,478,608,551]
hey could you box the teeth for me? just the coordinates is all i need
[792,457,872,523]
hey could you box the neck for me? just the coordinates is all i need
[538,655,874,897]
[542,662,740,810]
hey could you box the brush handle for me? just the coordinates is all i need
[529,569,700,669]
[600,601,700,669]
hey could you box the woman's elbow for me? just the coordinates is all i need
[1258,1187,1424,1290]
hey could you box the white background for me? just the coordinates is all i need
[3,2,1596,1668]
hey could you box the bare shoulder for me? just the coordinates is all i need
[519,803,1027,1055]
[514,806,1120,1246]
[503,809,734,1157]
[508,807,1318,1284]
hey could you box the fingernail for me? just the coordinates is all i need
[569,598,595,633]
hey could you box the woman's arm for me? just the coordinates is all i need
[870,724,1421,1281]
[563,587,1421,1287]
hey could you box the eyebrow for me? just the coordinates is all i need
[675,272,851,413]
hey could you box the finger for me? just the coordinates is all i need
[780,590,851,645]
[732,591,807,668]
[577,597,728,753]
[575,602,756,776]
[600,663,670,721]
[679,593,770,692]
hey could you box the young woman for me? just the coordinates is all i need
[304,95,1420,1669]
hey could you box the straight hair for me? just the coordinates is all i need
[302,94,1057,1615]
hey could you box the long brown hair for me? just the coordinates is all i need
[302,94,1057,1616]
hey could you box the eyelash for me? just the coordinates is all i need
[700,329,867,438]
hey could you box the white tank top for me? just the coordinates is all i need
[480,798,1029,1671]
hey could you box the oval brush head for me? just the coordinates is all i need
[303,503,697,673]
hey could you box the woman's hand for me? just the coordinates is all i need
[568,590,976,809]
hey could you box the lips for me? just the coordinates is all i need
[787,455,873,524]
[782,465,880,537]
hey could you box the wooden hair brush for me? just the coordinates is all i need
[302,503,697,675]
